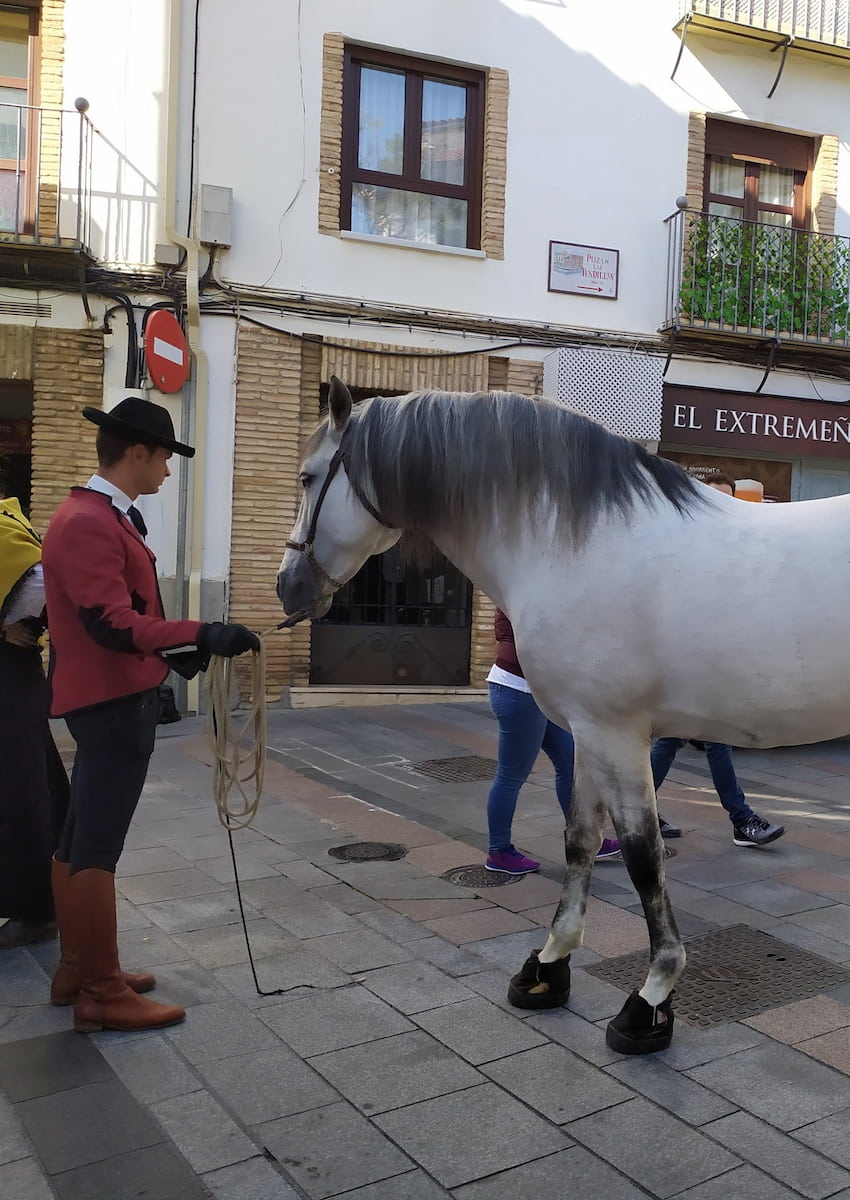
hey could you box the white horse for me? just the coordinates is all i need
[277,377,850,1053]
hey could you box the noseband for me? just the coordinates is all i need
[284,429,393,591]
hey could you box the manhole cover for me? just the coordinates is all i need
[411,756,497,782]
[328,842,408,862]
[584,924,850,1027]
[442,865,523,888]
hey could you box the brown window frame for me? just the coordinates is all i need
[340,45,485,250]
[0,3,41,234]
[703,120,814,230]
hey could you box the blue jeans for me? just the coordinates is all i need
[487,682,574,851]
[650,738,755,828]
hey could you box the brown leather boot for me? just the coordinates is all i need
[50,859,157,1005]
[69,868,185,1033]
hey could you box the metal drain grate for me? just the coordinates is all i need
[585,924,850,1027]
[442,865,523,889]
[328,842,408,862]
[411,756,497,783]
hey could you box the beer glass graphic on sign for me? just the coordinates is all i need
[734,479,764,503]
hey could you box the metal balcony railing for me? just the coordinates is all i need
[679,0,850,49]
[664,208,850,348]
[0,102,96,254]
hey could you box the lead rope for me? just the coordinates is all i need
[206,624,287,996]
[206,618,355,997]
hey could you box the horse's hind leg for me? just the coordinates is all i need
[507,750,604,1011]
[587,733,685,1054]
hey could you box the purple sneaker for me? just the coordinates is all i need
[595,838,621,861]
[486,847,540,874]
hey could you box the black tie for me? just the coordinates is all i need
[127,505,147,537]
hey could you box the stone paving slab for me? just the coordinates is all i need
[566,1097,740,1198]
[373,1083,570,1189]
[702,1109,850,1199]
[687,1043,850,1130]
[257,1101,414,1198]
[308,1030,483,1114]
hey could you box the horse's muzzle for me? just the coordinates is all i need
[276,559,332,622]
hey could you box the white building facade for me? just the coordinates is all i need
[2,1,849,702]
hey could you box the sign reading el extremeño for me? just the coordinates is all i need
[661,387,850,459]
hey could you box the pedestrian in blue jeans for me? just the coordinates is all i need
[650,472,786,851]
[652,738,784,847]
[485,609,620,874]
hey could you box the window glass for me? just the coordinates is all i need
[758,209,792,228]
[708,201,743,220]
[358,67,405,174]
[709,157,745,199]
[352,182,467,246]
[0,9,29,81]
[759,164,795,208]
[421,79,466,185]
[0,85,26,159]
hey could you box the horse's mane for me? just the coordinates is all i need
[343,389,703,544]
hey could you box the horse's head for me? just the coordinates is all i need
[276,377,401,624]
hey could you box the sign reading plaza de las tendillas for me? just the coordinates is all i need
[548,241,619,300]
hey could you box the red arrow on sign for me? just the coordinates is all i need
[577,285,604,292]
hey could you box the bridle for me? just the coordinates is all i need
[284,427,393,592]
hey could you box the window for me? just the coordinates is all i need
[703,120,813,229]
[0,4,38,233]
[341,46,484,250]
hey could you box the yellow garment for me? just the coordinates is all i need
[0,496,42,614]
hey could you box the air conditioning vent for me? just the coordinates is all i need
[0,299,52,319]
[543,346,663,441]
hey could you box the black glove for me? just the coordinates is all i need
[198,622,260,658]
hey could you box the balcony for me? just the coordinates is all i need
[676,0,850,57]
[0,101,97,280]
[0,100,160,282]
[663,208,850,353]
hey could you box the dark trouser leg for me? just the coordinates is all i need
[541,720,575,821]
[650,738,685,791]
[704,742,756,827]
[486,684,548,851]
[59,690,159,873]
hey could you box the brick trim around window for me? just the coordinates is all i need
[318,33,507,259]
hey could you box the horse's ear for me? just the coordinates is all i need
[328,376,352,433]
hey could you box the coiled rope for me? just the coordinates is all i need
[206,635,269,831]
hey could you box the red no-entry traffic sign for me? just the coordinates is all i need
[144,310,190,393]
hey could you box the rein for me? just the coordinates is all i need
[284,427,392,592]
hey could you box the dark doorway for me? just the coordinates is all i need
[0,381,33,510]
[309,383,473,685]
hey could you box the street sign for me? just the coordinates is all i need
[144,310,190,393]
[548,240,619,300]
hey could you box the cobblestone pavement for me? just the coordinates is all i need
[4,701,850,1199]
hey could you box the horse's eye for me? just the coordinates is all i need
[300,473,314,489]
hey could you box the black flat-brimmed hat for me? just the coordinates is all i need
[82,397,195,458]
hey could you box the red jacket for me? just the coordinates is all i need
[494,608,524,677]
[42,488,204,716]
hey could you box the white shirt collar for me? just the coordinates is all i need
[85,474,135,515]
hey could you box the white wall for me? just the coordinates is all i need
[63,0,169,265]
[185,0,850,337]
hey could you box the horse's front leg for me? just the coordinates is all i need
[507,748,603,1011]
[586,732,685,1054]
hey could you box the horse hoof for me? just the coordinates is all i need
[507,949,570,1010]
[606,990,674,1054]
